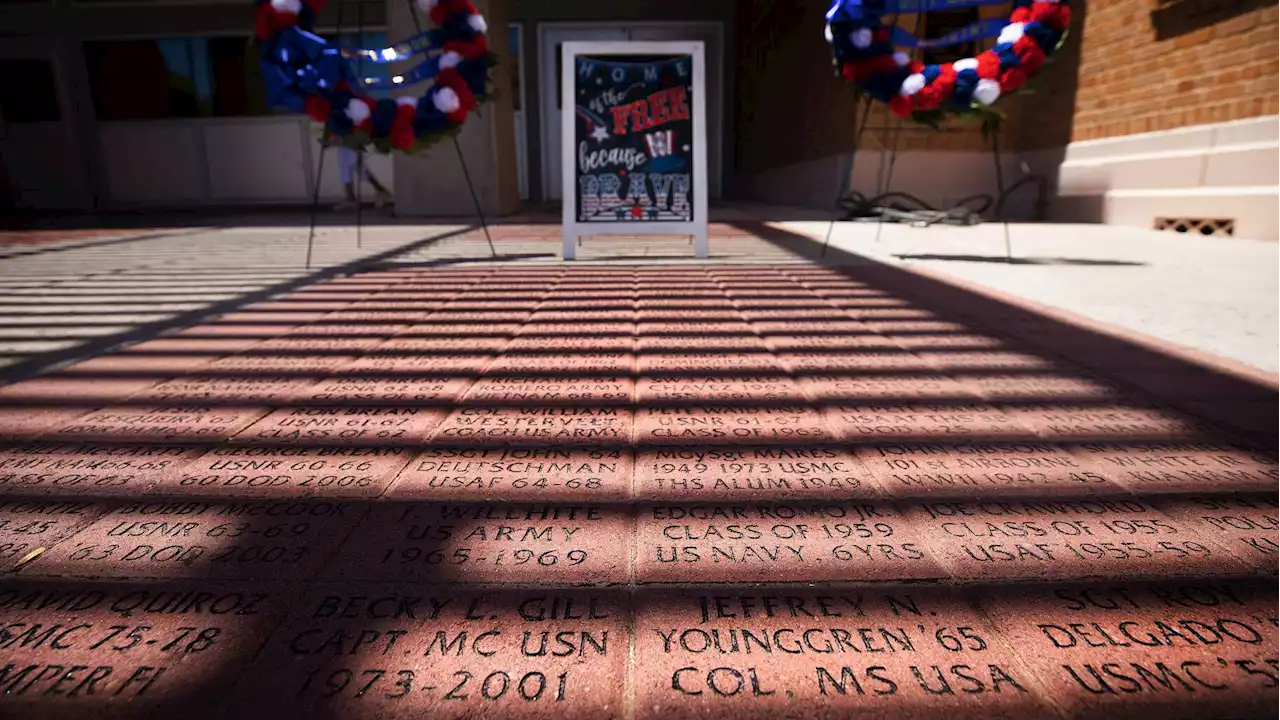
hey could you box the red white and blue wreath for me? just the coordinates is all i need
[826,0,1071,125]
[253,0,497,153]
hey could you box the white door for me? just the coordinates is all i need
[539,23,723,202]
[510,24,529,201]
[0,40,92,209]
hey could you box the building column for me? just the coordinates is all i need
[389,0,519,217]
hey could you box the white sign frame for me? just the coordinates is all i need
[561,41,708,260]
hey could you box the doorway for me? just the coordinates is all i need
[537,22,723,202]
[510,23,530,201]
[0,39,92,210]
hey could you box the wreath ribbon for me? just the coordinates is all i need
[254,0,497,154]
[338,30,443,63]
[888,18,1008,49]
[827,0,1009,22]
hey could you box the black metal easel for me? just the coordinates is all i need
[303,0,498,269]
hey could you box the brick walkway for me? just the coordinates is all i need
[0,260,1275,719]
[0,224,467,373]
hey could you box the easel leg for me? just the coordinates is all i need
[453,137,498,260]
[822,95,873,259]
[564,231,577,260]
[991,131,1013,263]
[694,228,708,259]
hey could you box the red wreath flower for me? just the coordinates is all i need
[304,96,330,123]
[1030,2,1071,31]
[889,95,914,118]
[390,119,416,149]
[434,68,476,124]
[829,1,1071,122]
[443,37,488,62]
[1018,47,1046,76]
[999,67,1029,92]
[976,52,1002,80]
[429,0,477,26]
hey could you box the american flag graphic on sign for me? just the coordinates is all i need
[645,130,674,159]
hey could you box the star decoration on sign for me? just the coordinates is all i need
[591,125,609,143]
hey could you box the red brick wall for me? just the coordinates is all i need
[736,0,1279,180]
[733,1,1002,174]
[1024,0,1278,146]
[733,0,864,175]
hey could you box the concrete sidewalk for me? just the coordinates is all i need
[759,211,1279,374]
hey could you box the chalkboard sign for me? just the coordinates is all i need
[561,42,707,259]
[573,53,694,223]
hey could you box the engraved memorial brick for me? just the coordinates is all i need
[0,442,204,497]
[432,408,632,447]
[129,375,320,405]
[487,352,634,374]
[958,373,1128,402]
[637,351,783,371]
[226,587,628,720]
[635,407,834,445]
[1068,441,1279,494]
[825,403,1034,444]
[154,445,413,499]
[390,448,632,502]
[855,441,1124,498]
[903,498,1250,582]
[636,501,941,583]
[28,500,362,580]
[634,447,878,501]
[974,580,1279,719]
[296,374,474,406]
[1003,403,1215,442]
[0,580,297,719]
[1152,495,1279,572]
[323,503,629,585]
[636,375,805,403]
[462,377,634,406]
[240,406,446,447]
[634,587,1053,719]
[798,374,979,404]
[47,407,268,443]
[0,500,110,560]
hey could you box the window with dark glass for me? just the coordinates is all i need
[209,37,269,117]
[84,32,389,120]
[922,9,981,66]
[85,38,211,120]
[0,58,61,122]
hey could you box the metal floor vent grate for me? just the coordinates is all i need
[1154,217,1236,237]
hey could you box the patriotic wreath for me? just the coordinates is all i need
[253,0,497,153]
[827,0,1071,127]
